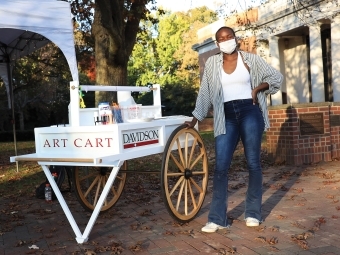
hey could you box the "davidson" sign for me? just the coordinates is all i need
[122,129,159,149]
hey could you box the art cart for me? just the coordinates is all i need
[10,82,208,244]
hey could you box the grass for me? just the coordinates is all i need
[0,141,43,197]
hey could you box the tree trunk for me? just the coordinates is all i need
[93,27,128,104]
[91,0,145,106]
[92,0,128,106]
[18,109,25,131]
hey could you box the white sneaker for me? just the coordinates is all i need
[201,222,229,233]
[245,217,260,227]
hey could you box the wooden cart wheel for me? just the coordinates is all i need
[161,125,208,223]
[73,162,127,212]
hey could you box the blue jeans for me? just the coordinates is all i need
[208,99,265,226]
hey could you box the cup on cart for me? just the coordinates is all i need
[127,104,142,120]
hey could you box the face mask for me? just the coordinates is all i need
[218,39,237,54]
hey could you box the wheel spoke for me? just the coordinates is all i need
[189,152,204,169]
[79,172,97,182]
[169,176,184,196]
[189,177,203,193]
[116,175,124,181]
[185,133,189,168]
[84,175,100,197]
[188,180,197,209]
[102,176,107,206]
[188,137,198,167]
[191,171,206,175]
[176,178,185,211]
[170,153,185,172]
[176,138,185,167]
[106,175,122,196]
[167,172,184,177]
[93,176,102,206]
[184,180,188,215]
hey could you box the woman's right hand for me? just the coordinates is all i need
[184,117,198,129]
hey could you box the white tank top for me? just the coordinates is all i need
[221,52,252,102]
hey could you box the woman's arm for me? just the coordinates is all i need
[256,56,283,95]
[252,82,269,104]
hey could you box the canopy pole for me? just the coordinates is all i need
[7,59,18,172]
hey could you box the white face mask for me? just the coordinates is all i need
[218,39,237,54]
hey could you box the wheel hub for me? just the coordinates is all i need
[184,169,192,179]
[99,167,108,175]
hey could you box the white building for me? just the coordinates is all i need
[193,0,340,105]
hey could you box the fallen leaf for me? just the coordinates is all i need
[269,226,280,232]
[254,236,266,243]
[267,237,278,245]
[291,221,306,229]
[269,246,280,251]
[297,239,308,250]
[129,241,143,252]
[16,240,26,247]
[84,250,96,255]
[28,244,39,249]
[256,226,266,232]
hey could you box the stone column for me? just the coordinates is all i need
[331,15,340,102]
[269,36,282,105]
[309,23,325,102]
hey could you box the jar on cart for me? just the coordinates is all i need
[98,102,113,125]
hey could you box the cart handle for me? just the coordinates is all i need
[74,85,156,92]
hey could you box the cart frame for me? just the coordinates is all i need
[10,82,208,244]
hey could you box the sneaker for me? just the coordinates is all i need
[245,217,260,227]
[201,222,229,233]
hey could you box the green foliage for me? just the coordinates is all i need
[128,7,217,115]
[128,7,217,86]
[79,73,95,108]
[135,82,198,116]
[10,43,72,129]
[127,19,159,86]
[161,83,197,116]
[5,39,96,130]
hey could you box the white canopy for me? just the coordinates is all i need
[0,0,79,108]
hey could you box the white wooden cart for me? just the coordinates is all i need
[10,82,208,244]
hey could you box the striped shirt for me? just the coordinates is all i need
[192,51,283,137]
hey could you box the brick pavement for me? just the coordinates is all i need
[1,161,340,255]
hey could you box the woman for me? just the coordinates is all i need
[185,26,283,233]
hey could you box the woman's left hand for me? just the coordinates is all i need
[252,83,269,105]
[251,88,259,105]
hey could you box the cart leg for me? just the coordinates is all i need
[41,165,84,242]
[80,162,122,241]
[41,161,123,244]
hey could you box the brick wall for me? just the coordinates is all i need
[267,102,340,165]
[330,105,340,159]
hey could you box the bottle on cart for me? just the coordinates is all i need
[45,183,52,203]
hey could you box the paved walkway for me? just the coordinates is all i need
[1,161,340,255]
